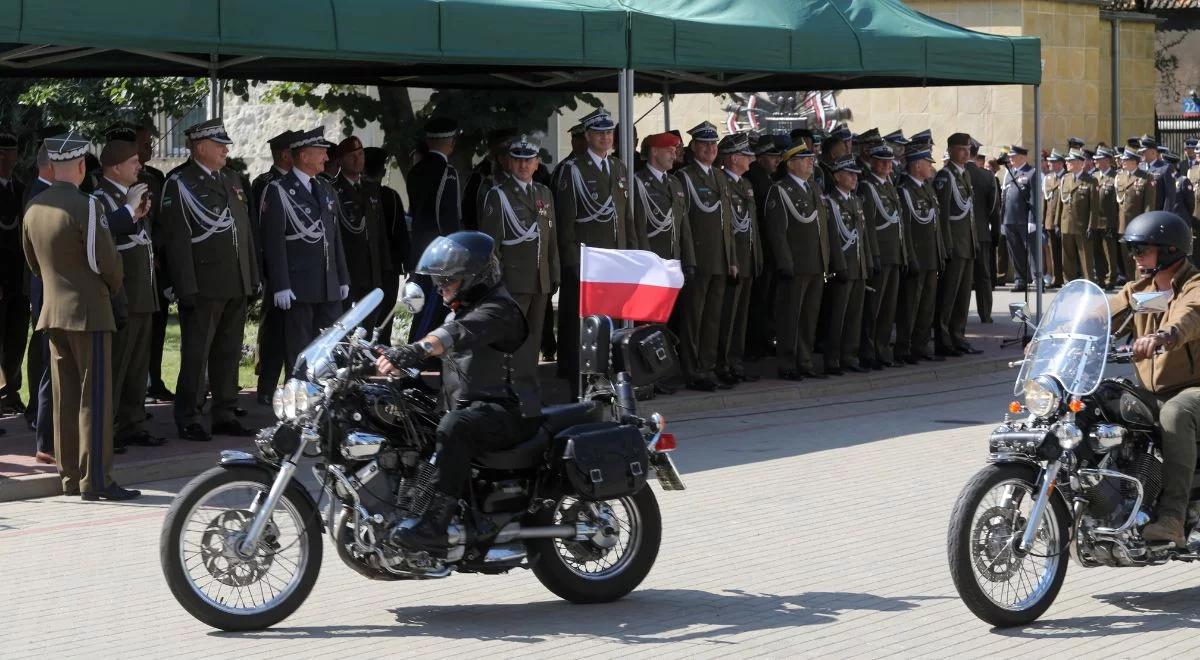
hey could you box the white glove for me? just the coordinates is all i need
[125,182,149,211]
[1027,222,1037,234]
[274,289,296,310]
[1000,225,1007,236]
[162,287,176,303]
[339,285,349,301]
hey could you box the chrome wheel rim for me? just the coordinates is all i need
[552,495,642,580]
[969,479,1061,612]
[178,481,309,615]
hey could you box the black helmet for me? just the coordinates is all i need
[415,231,500,304]
[1120,210,1192,275]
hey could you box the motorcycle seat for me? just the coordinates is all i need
[539,401,600,436]
[475,429,551,470]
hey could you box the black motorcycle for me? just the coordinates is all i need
[948,278,1200,626]
[160,287,686,631]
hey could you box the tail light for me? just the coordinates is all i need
[655,432,677,452]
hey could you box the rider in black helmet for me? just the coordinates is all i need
[376,231,538,554]
[1114,210,1200,546]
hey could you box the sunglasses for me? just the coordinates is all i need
[1126,243,1154,257]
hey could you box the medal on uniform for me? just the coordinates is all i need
[235,187,247,203]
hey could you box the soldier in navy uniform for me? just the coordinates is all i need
[405,117,462,343]
[478,136,559,401]
[133,122,175,403]
[24,143,53,458]
[249,130,297,403]
[0,132,27,415]
[363,147,409,346]
[333,135,392,329]
[554,108,633,397]
[158,119,260,442]
[1139,135,1176,213]
[259,127,350,370]
[463,128,518,230]
[716,133,762,385]
[1000,145,1036,292]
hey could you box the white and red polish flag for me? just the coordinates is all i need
[579,246,684,323]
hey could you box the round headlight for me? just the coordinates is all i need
[1023,375,1062,418]
[272,384,287,420]
[273,380,298,420]
[294,380,321,414]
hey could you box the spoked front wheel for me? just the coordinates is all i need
[947,463,1070,627]
[160,466,322,631]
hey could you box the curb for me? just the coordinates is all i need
[0,450,225,503]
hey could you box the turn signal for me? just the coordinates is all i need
[1068,399,1086,413]
[1008,401,1023,414]
[656,433,677,452]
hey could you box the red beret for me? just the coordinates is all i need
[333,135,363,159]
[641,132,681,150]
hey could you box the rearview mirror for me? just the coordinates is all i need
[1131,291,1170,314]
[400,281,425,315]
[1008,302,1027,323]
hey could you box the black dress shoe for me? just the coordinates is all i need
[653,382,677,396]
[777,369,803,381]
[824,366,845,376]
[212,419,257,437]
[799,369,828,380]
[1010,284,1027,293]
[980,316,994,324]
[232,406,249,418]
[715,378,735,390]
[919,353,946,362]
[178,423,212,442]
[879,360,897,368]
[956,345,983,355]
[739,372,761,382]
[687,378,717,392]
[255,392,272,406]
[81,483,142,501]
[146,385,175,402]
[846,364,871,374]
[118,430,167,447]
[112,443,127,454]
[936,348,963,358]
[900,355,920,365]
[867,360,885,371]
[716,372,740,387]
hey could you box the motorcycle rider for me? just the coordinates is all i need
[375,231,539,554]
[1112,210,1200,546]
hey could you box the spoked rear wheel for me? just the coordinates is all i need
[529,487,661,603]
[160,466,322,631]
[947,463,1070,627]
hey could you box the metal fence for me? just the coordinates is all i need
[1155,114,1200,155]
[148,104,207,161]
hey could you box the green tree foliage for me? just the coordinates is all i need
[263,83,601,175]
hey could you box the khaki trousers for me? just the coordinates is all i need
[48,330,113,494]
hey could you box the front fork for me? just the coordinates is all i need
[237,441,309,556]
[1018,459,1061,553]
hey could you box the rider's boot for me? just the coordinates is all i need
[1143,515,1186,547]
[393,492,458,555]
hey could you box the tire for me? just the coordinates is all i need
[529,486,662,603]
[160,466,323,631]
[947,463,1070,627]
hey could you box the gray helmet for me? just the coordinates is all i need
[1120,210,1192,274]
[415,231,500,303]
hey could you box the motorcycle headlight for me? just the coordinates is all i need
[1023,375,1062,418]
[293,379,322,415]
[272,383,291,420]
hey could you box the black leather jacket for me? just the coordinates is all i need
[428,283,532,416]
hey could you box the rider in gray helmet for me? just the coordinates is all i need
[376,231,537,554]
[1113,211,1200,546]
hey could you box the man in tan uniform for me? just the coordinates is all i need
[1043,150,1066,288]
[479,136,559,402]
[1055,149,1101,283]
[1116,148,1158,281]
[1093,147,1122,289]
[22,132,142,501]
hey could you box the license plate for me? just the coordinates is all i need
[648,452,686,491]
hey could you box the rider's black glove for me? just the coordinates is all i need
[383,343,429,369]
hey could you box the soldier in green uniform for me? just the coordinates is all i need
[895,146,945,363]
[858,144,906,368]
[94,135,164,449]
[23,132,141,500]
[818,126,853,195]
[932,132,981,357]
[1115,148,1157,281]
[478,135,558,401]
[823,155,874,375]
[674,121,737,391]
[554,108,633,397]
[333,135,392,328]
[1043,150,1066,288]
[1093,147,1122,289]
[766,142,839,380]
[159,119,260,442]
[715,133,762,385]
[1055,149,1101,283]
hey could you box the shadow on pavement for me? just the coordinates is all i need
[216,588,947,643]
[991,586,1200,638]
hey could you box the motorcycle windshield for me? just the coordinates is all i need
[1014,279,1110,396]
[294,288,384,382]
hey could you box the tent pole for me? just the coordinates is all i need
[208,53,219,119]
[663,81,671,131]
[620,68,636,209]
[1033,84,1044,325]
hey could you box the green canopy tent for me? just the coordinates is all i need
[0,0,1047,316]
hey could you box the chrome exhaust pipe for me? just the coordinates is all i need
[495,523,576,543]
